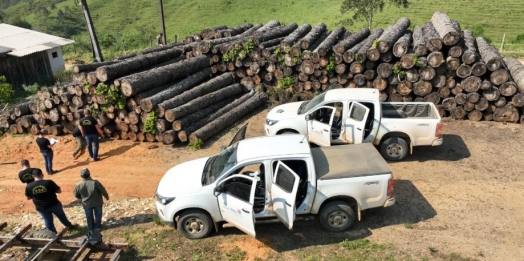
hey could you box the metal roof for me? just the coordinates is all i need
[0,23,75,57]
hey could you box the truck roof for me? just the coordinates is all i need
[324,88,379,102]
[236,134,310,162]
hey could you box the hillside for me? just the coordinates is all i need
[2,0,524,59]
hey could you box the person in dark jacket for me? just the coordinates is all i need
[25,168,77,233]
[18,159,35,183]
[73,168,109,232]
[36,129,56,175]
[78,109,105,161]
[72,125,86,160]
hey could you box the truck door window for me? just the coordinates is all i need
[230,163,266,213]
[223,180,252,202]
[272,160,308,206]
[350,104,366,121]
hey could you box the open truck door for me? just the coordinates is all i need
[216,174,258,237]
[307,106,335,146]
[271,161,300,229]
[345,102,370,144]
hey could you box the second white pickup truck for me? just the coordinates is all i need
[155,125,395,239]
[265,88,443,161]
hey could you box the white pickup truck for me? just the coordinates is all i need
[155,125,395,239]
[265,88,443,161]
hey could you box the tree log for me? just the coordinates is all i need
[313,26,345,57]
[410,26,428,56]
[73,61,120,73]
[300,23,327,50]
[413,81,432,96]
[14,101,32,117]
[476,37,502,71]
[378,17,410,53]
[356,28,384,63]
[461,76,481,92]
[490,69,509,85]
[393,31,412,57]
[377,63,392,78]
[162,130,177,145]
[471,62,487,76]
[461,30,477,64]
[468,110,483,121]
[258,36,285,49]
[503,57,524,93]
[452,106,467,119]
[419,66,436,81]
[431,11,460,45]
[494,97,507,108]
[483,87,500,101]
[172,96,237,133]
[456,64,472,78]
[333,28,370,54]
[189,92,267,142]
[280,23,312,48]
[442,97,457,111]
[499,82,517,97]
[165,83,245,122]
[446,56,460,70]
[96,48,183,82]
[511,93,524,107]
[493,104,519,123]
[253,23,298,45]
[423,22,442,52]
[427,52,444,68]
[400,53,415,69]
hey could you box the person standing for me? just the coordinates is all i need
[73,168,109,232]
[18,159,35,183]
[36,129,56,175]
[78,109,105,161]
[25,168,77,233]
[72,125,86,160]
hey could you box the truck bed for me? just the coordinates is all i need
[311,143,391,180]
[381,102,439,119]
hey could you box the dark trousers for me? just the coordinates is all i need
[83,205,103,231]
[41,150,53,173]
[85,134,99,159]
[37,203,73,233]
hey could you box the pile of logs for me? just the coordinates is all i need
[2,11,524,145]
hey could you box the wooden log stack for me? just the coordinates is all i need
[2,11,524,145]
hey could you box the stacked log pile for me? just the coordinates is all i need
[2,11,524,144]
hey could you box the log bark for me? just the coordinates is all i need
[189,92,267,142]
[313,26,345,57]
[73,61,120,73]
[333,28,370,54]
[14,101,32,117]
[356,28,384,63]
[172,96,236,132]
[258,37,285,49]
[462,30,477,64]
[431,11,460,45]
[503,57,524,93]
[164,83,245,122]
[162,130,177,145]
[378,17,410,53]
[280,23,312,48]
[476,37,503,71]
[120,56,210,97]
[157,72,235,118]
[253,23,298,45]
[96,48,183,82]
[393,31,412,57]
[300,23,327,50]
[423,22,442,52]
[412,26,427,55]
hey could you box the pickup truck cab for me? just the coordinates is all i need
[265,88,443,161]
[155,125,395,239]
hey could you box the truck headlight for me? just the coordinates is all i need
[266,119,279,126]
[156,193,175,205]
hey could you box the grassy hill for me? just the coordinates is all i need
[4,0,524,59]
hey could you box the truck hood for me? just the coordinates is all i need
[156,156,211,197]
[266,101,304,120]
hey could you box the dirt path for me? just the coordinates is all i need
[1,111,524,260]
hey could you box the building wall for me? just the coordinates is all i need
[46,47,65,72]
[0,51,53,90]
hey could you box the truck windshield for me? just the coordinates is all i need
[202,143,238,185]
[298,92,326,114]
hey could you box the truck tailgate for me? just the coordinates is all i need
[311,143,391,180]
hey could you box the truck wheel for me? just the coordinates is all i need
[319,201,355,232]
[380,137,408,161]
[177,210,213,239]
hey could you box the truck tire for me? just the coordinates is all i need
[380,137,408,161]
[319,201,355,232]
[177,210,213,239]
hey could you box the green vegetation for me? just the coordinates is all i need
[276,76,295,92]
[340,0,411,30]
[144,112,158,135]
[2,0,522,59]
[0,76,14,103]
[326,54,336,72]
[222,39,254,62]
[392,63,406,78]
[188,139,204,150]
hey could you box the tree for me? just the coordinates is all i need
[340,0,410,30]
[0,76,14,104]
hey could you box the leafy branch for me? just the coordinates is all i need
[144,111,158,135]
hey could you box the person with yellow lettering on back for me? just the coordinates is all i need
[25,168,78,234]
[18,159,35,184]
[78,109,105,162]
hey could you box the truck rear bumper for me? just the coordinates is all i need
[432,137,443,146]
[383,197,396,207]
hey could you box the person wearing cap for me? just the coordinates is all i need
[18,159,35,183]
[36,129,57,175]
[71,125,86,160]
[78,109,105,162]
[25,168,77,233]
[73,168,109,232]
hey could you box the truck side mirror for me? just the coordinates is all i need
[213,186,222,197]
[305,114,311,121]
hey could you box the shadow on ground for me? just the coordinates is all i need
[402,134,470,162]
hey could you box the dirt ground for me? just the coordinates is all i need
[1,108,524,261]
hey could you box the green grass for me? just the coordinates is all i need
[3,0,524,59]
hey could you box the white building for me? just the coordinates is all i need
[0,23,74,88]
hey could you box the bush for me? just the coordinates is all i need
[469,24,485,37]
[511,33,524,44]
[0,76,14,103]
[22,83,41,95]
[53,69,74,84]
